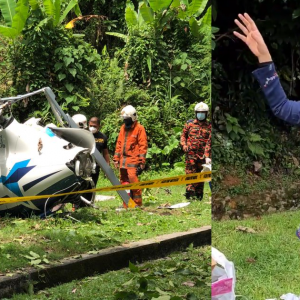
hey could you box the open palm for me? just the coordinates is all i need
[233,13,271,62]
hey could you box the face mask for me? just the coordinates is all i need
[124,118,133,129]
[89,126,97,133]
[196,112,206,121]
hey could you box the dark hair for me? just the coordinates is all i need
[90,117,100,125]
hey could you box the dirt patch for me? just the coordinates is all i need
[141,207,183,216]
[223,175,241,187]
[213,183,300,221]
[159,211,173,216]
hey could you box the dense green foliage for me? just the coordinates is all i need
[89,0,211,167]
[92,27,211,167]
[212,0,300,174]
[77,0,130,51]
[11,22,100,122]
[0,0,211,167]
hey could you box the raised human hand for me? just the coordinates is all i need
[233,13,272,63]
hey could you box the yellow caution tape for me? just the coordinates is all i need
[0,171,211,205]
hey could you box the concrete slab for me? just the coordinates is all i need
[0,226,211,299]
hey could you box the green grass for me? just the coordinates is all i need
[9,245,210,300]
[0,168,211,274]
[213,211,300,299]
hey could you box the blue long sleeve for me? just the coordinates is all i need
[252,63,300,125]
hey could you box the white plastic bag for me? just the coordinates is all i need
[265,293,300,300]
[202,163,211,172]
[280,294,300,300]
[212,247,236,300]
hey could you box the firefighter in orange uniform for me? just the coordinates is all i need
[113,105,148,207]
[180,102,211,200]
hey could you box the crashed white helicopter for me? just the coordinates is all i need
[0,87,132,217]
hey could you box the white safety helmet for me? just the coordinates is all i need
[120,105,137,122]
[194,102,209,112]
[72,114,87,129]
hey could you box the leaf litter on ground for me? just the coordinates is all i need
[236,226,257,234]
[10,245,210,300]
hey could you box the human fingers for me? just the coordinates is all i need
[244,13,258,30]
[238,13,251,32]
[233,31,247,43]
[234,18,249,36]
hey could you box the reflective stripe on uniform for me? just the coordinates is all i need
[122,130,129,168]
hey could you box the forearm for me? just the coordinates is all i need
[253,63,300,125]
